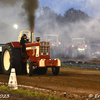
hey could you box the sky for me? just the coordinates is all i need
[38,0,100,18]
[0,0,100,43]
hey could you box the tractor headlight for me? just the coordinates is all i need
[78,48,85,51]
[59,42,61,45]
[52,44,55,46]
[41,52,43,55]
[46,52,48,55]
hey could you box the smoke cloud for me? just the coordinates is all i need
[35,7,100,43]
[0,0,17,7]
[34,7,100,58]
[22,0,39,30]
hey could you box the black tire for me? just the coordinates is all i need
[1,44,22,75]
[52,67,60,75]
[26,60,33,76]
[37,67,47,75]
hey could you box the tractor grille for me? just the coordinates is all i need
[40,42,50,55]
[41,46,49,55]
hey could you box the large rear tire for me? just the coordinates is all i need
[52,67,60,75]
[1,44,22,75]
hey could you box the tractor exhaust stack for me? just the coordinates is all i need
[31,26,34,43]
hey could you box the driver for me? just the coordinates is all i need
[20,34,28,55]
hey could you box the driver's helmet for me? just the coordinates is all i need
[22,34,27,37]
[22,34,27,39]
[22,34,28,43]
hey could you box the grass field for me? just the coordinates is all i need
[0,85,67,100]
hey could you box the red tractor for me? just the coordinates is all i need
[1,30,61,76]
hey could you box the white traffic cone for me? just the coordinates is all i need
[8,68,18,90]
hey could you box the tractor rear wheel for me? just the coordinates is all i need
[26,60,33,76]
[52,67,60,75]
[37,67,47,75]
[1,44,22,75]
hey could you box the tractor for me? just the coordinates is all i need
[65,38,92,58]
[1,30,61,76]
[43,34,64,58]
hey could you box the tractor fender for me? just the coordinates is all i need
[6,42,21,48]
[54,59,61,66]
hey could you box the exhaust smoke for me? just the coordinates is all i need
[22,0,39,31]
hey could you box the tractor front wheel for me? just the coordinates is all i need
[52,67,60,75]
[26,60,33,76]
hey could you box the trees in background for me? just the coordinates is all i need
[35,7,100,43]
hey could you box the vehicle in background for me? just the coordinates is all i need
[65,37,92,59]
[44,34,64,58]
[91,44,100,58]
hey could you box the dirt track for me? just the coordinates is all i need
[0,67,100,99]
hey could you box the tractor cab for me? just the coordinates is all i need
[18,30,32,43]
[71,38,86,50]
[18,31,50,60]
[44,34,61,46]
